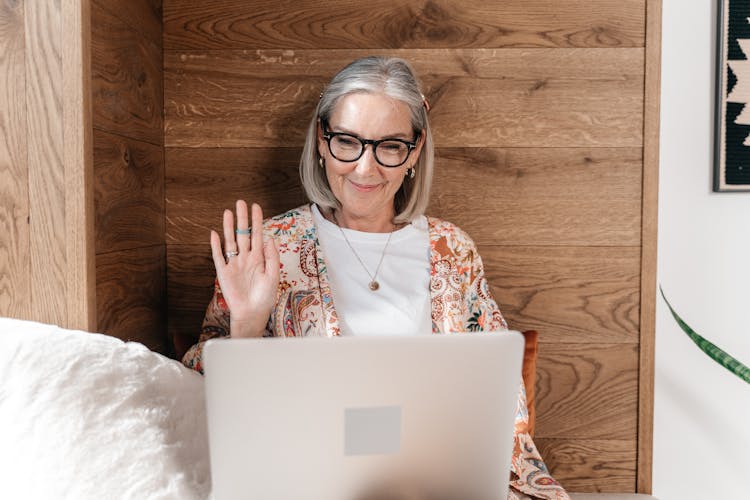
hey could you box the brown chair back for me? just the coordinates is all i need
[521,330,539,437]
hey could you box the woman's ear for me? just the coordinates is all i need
[316,119,326,158]
[410,128,426,165]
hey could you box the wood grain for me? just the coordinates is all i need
[637,0,662,493]
[96,244,167,353]
[535,438,636,493]
[482,246,641,344]
[168,247,639,345]
[63,0,96,331]
[164,48,644,148]
[429,147,643,247]
[25,0,67,326]
[0,0,30,319]
[165,147,307,243]
[164,147,641,247]
[91,0,166,339]
[91,1,163,145]
[163,0,645,50]
[165,244,640,353]
[93,0,162,46]
[534,343,638,439]
[167,244,215,360]
[94,129,165,253]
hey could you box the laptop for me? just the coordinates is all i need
[203,331,524,500]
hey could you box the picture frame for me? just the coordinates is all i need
[714,0,750,191]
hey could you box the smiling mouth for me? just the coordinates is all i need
[349,180,382,192]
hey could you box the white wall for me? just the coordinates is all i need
[655,0,750,498]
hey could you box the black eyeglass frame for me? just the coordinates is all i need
[320,121,421,168]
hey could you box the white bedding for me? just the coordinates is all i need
[0,317,211,500]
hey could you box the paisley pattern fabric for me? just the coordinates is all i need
[182,204,569,500]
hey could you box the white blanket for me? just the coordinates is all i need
[0,318,211,499]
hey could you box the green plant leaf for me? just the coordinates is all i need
[660,286,750,384]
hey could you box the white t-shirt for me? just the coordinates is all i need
[311,204,432,336]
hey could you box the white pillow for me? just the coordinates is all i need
[0,318,211,499]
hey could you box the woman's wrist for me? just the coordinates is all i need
[229,317,266,338]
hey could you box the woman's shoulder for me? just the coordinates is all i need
[425,215,476,247]
[263,204,315,238]
[425,215,481,264]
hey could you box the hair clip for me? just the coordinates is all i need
[420,93,431,113]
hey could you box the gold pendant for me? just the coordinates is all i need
[369,281,380,291]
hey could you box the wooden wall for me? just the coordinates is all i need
[90,0,167,352]
[161,0,660,493]
[0,0,660,494]
[0,0,95,331]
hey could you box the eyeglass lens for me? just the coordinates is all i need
[329,134,410,167]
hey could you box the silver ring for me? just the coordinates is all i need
[224,250,239,259]
[235,228,251,235]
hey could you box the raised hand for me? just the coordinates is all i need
[209,200,280,338]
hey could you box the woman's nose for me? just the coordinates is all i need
[355,144,379,173]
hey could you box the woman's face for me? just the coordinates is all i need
[317,92,423,229]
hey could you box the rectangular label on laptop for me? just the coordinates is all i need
[344,406,401,456]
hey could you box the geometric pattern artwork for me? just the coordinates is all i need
[716,0,750,191]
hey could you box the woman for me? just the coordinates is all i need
[182,56,569,500]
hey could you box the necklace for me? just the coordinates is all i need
[332,211,393,291]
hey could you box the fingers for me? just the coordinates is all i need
[210,230,226,272]
[251,203,264,253]
[235,200,250,252]
[223,209,236,254]
[219,201,267,264]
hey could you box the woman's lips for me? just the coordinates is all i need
[349,180,381,192]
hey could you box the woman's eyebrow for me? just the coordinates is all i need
[328,124,412,140]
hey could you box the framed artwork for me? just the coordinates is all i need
[715,0,750,191]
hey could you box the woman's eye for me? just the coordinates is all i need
[381,142,405,152]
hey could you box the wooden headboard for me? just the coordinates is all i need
[159,1,661,492]
[1,0,660,494]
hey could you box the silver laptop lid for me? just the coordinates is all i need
[204,332,524,500]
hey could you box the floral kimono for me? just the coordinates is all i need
[182,204,569,500]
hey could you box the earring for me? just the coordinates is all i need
[406,168,416,179]
[318,157,325,169]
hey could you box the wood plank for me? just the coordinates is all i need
[165,245,640,352]
[94,129,165,253]
[165,146,641,247]
[638,0,662,493]
[430,147,642,246]
[0,0,30,319]
[63,0,96,331]
[165,147,307,244]
[164,48,644,148]
[482,247,641,345]
[534,343,638,439]
[166,47,645,81]
[93,0,162,47]
[167,244,215,360]
[91,1,163,145]
[25,0,67,326]
[163,0,645,50]
[535,438,636,493]
[96,245,167,353]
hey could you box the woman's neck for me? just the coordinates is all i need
[329,207,397,233]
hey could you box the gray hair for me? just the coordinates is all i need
[299,56,434,224]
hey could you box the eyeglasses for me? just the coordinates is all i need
[321,121,420,168]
